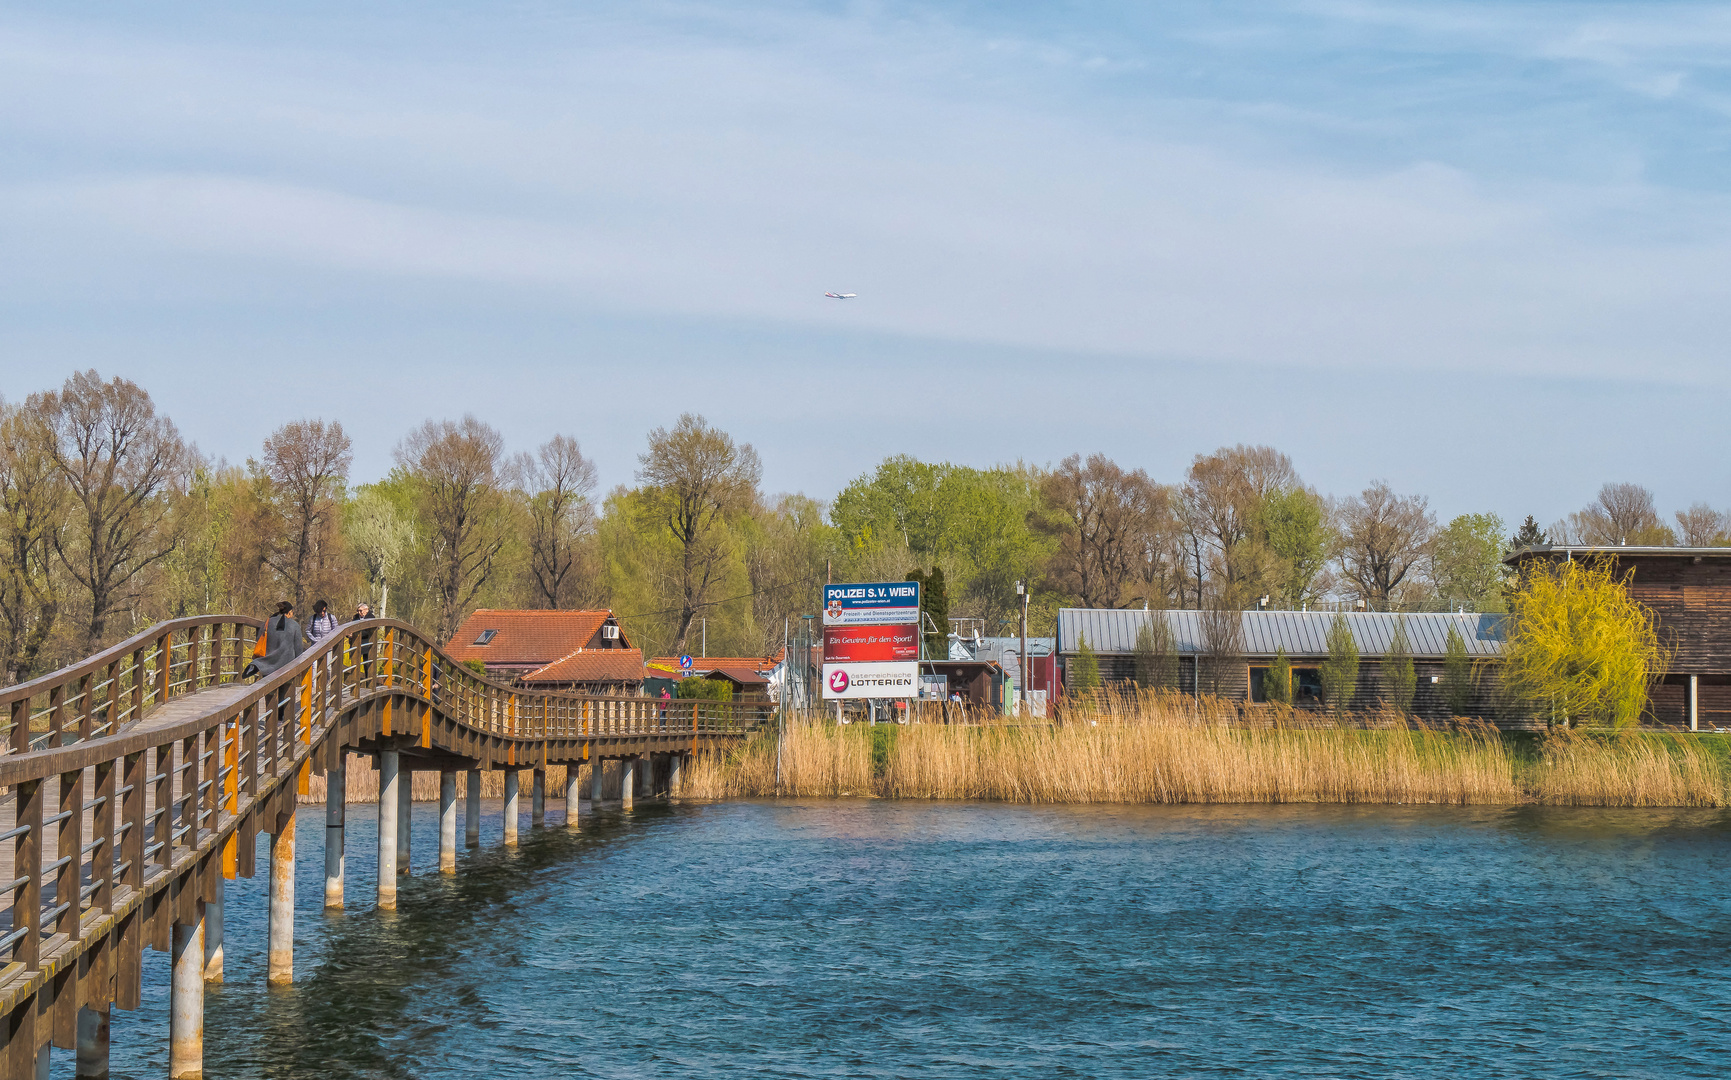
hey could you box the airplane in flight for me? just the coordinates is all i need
[824,292,857,299]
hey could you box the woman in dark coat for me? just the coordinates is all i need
[249,601,308,678]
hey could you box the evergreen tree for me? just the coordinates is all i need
[1441,625,1473,716]
[1511,515,1548,549]
[904,566,949,659]
[1263,647,1293,705]
[1071,634,1101,693]
[1384,616,1416,716]
[1320,614,1359,716]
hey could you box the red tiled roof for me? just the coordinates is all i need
[709,665,771,686]
[520,648,646,685]
[445,609,628,665]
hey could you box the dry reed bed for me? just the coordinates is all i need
[682,696,1727,808]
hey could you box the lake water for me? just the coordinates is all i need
[89,799,1731,1079]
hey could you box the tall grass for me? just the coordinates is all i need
[681,692,1728,808]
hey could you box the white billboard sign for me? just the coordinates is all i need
[822,661,919,700]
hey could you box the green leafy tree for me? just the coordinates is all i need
[1383,616,1416,715]
[1070,634,1101,693]
[1320,614,1359,715]
[1259,487,1333,607]
[1441,625,1473,716]
[1431,513,1508,613]
[677,676,734,702]
[1500,558,1665,728]
[1263,647,1293,705]
[835,456,1052,629]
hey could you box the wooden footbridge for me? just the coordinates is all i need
[0,616,759,1078]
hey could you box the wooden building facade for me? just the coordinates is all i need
[1057,608,1506,721]
[1506,546,1731,730]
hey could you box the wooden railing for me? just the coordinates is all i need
[0,617,264,754]
[0,616,762,1017]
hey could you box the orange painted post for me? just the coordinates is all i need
[223,714,239,880]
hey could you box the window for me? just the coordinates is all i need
[1248,665,1324,704]
[474,629,498,646]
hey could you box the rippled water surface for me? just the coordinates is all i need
[89,799,1731,1078]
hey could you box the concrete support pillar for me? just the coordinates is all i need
[669,752,683,797]
[269,814,295,985]
[465,769,481,848]
[170,908,204,1079]
[34,1046,48,1080]
[591,759,604,806]
[565,766,582,829]
[75,1005,109,1079]
[532,768,546,828]
[503,770,520,845]
[642,754,657,798]
[620,757,636,811]
[439,771,457,873]
[378,750,398,911]
[325,755,345,909]
[203,876,223,983]
[1690,674,1700,732]
[397,767,412,874]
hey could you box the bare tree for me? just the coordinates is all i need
[1334,481,1436,609]
[1038,454,1164,608]
[637,413,762,653]
[396,416,511,642]
[1182,445,1300,604]
[523,434,599,609]
[259,419,352,615]
[1674,502,1729,547]
[0,402,67,681]
[32,371,189,649]
[1566,483,1674,546]
[1198,602,1246,697]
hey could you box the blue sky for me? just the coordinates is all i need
[3,1,1729,526]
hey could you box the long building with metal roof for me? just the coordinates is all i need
[1055,608,1506,718]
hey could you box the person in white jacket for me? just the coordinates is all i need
[306,599,340,644]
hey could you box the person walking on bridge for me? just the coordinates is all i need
[246,601,308,679]
[307,599,339,644]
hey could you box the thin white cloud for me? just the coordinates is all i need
[1,3,1729,399]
